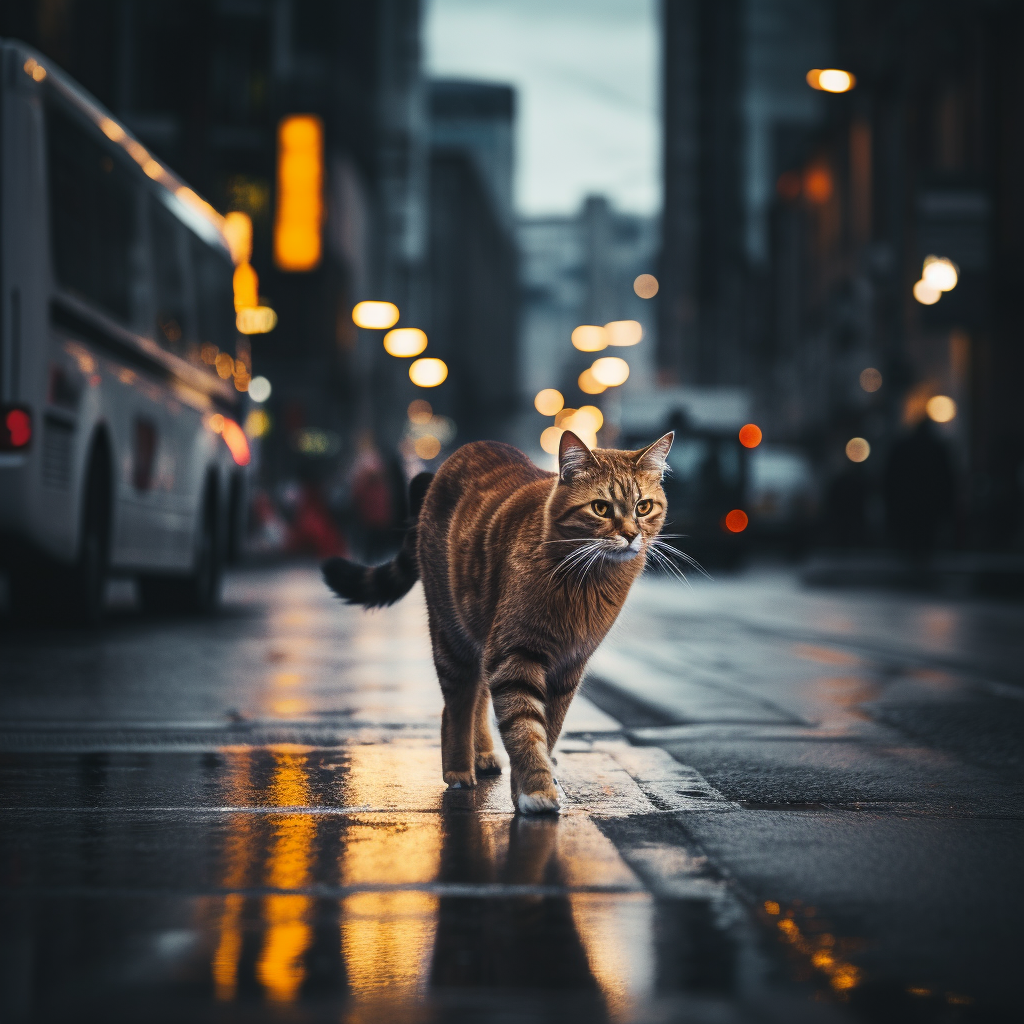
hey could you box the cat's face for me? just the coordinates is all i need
[547,431,673,565]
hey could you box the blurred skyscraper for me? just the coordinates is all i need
[659,0,1024,549]
[425,80,518,443]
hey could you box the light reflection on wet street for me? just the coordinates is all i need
[1,566,1022,1022]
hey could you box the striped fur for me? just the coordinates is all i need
[326,433,673,814]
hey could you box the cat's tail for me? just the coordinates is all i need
[322,472,433,609]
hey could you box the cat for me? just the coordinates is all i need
[323,428,674,814]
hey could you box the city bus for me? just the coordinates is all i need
[0,42,250,623]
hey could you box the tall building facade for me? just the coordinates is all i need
[424,80,518,444]
[660,0,1024,547]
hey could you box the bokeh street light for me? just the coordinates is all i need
[914,256,958,305]
[926,395,957,423]
[590,356,630,387]
[383,328,427,357]
[352,301,400,329]
[846,437,871,462]
[534,389,564,416]
[604,320,643,346]
[572,325,608,352]
[738,423,762,448]
[409,357,448,387]
[578,368,607,394]
[274,115,324,271]
[408,399,432,424]
[633,274,659,298]
[540,425,563,455]
[724,509,749,533]
[806,68,856,93]
[248,376,272,403]
[922,256,958,292]
[860,367,883,392]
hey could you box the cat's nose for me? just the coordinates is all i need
[622,532,641,549]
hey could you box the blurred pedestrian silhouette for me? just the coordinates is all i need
[883,419,956,558]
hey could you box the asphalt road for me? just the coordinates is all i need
[0,565,1021,1023]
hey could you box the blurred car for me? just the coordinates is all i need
[747,445,818,556]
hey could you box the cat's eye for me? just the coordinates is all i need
[635,498,654,516]
[591,500,611,518]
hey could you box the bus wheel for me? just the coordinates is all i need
[61,445,111,625]
[139,487,222,615]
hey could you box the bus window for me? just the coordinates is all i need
[149,197,190,357]
[190,233,236,356]
[46,103,137,323]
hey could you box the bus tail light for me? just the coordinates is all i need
[209,414,250,467]
[1,406,32,450]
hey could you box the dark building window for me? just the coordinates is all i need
[46,102,137,322]
[149,197,189,356]
[190,233,236,353]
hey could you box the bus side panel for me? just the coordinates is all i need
[0,76,82,564]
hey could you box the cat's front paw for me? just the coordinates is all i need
[516,785,560,815]
[444,770,476,790]
[475,751,502,776]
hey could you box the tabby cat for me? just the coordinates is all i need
[323,428,674,814]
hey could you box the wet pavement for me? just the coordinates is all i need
[0,566,1022,1023]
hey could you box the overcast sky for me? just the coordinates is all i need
[425,0,660,218]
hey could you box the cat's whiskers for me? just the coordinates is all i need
[652,539,711,578]
[550,541,602,584]
[645,542,691,587]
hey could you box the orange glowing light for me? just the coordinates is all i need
[215,353,236,379]
[352,301,400,329]
[738,423,762,448]
[98,118,125,143]
[274,115,324,272]
[224,211,253,266]
[534,389,564,416]
[590,356,630,387]
[220,417,251,466]
[724,509,748,533]
[383,328,428,357]
[926,395,956,423]
[846,437,870,462]
[578,368,607,395]
[633,274,659,298]
[804,165,833,203]
[236,306,277,334]
[571,325,608,352]
[233,262,259,311]
[604,320,643,346]
[408,399,433,424]
[540,426,563,455]
[806,69,856,93]
[409,358,448,388]
[859,367,882,392]
[413,435,441,460]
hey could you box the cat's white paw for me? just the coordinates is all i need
[517,791,561,815]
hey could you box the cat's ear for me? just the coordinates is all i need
[559,430,594,483]
[635,432,674,476]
